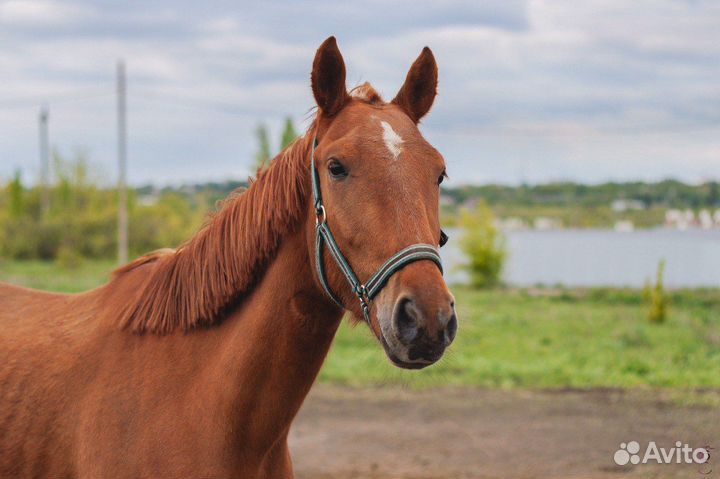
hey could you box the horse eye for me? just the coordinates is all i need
[328,160,348,179]
[437,172,446,185]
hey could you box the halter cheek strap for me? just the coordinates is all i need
[311,137,446,325]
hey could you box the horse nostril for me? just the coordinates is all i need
[393,298,419,345]
[444,313,457,346]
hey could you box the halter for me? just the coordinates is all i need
[311,137,447,325]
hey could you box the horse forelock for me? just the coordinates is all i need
[349,82,384,105]
[114,133,313,334]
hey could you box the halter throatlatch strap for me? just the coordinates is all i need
[310,136,444,325]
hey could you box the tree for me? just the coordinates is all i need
[8,170,24,219]
[459,200,506,288]
[707,181,719,207]
[254,123,271,172]
[280,117,298,151]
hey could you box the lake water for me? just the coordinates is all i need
[441,228,720,288]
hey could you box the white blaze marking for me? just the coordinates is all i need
[380,120,403,160]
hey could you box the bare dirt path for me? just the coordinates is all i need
[290,385,718,479]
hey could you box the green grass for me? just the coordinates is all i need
[322,287,720,388]
[2,260,719,389]
[0,259,114,293]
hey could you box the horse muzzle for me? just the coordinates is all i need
[377,286,457,369]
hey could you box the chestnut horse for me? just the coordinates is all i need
[0,37,456,478]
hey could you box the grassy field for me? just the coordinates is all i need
[0,259,116,293]
[1,260,719,389]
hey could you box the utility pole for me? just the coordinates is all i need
[117,60,128,265]
[39,105,50,215]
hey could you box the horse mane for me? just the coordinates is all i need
[115,132,314,334]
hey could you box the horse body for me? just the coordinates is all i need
[0,37,456,477]
[0,227,340,478]
[0,284,94,478]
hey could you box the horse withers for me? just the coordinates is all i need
[0,36,456,478]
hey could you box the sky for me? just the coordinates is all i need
[1,0,718,187]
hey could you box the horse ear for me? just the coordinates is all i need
[392,47,438,123]
[311,36,348,117]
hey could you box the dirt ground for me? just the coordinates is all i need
[290,385,718,479]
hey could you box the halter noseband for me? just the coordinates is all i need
[311,137,447,325]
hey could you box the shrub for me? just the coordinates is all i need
[644,259,668,323]
[459,200,507,288]
[0,153,206,262]
[56,245,84,270]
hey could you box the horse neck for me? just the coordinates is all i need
[203,221,343,448]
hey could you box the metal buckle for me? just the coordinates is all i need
[358,295,371,324]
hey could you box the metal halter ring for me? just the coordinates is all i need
[315,205,327,226]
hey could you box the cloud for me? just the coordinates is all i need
[0,0,718,185]
[0,0,91,27]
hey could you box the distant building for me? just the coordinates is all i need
[664,208,720,230]
[699,209,713,229]
[534,217,562,230]
[611,199,645,212]
[665,209,683,229]
[497,217,528,231]
[138,187,160,206]
[614,220,634,233]
[665,209,692,230]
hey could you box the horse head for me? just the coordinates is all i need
[307,37,457,369]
